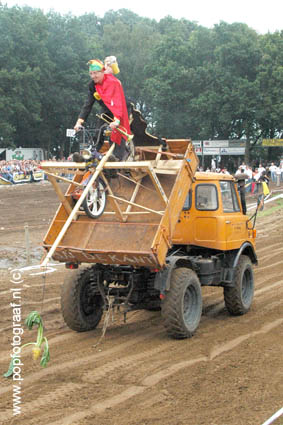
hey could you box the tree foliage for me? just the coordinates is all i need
[0,4,282,159]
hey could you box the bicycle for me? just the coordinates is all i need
[70,124,109,219]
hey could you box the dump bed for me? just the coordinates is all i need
[41,140,198,269]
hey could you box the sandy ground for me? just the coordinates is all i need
[0,180,282,425]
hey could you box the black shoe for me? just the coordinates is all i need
[121,150,130,161]
[73,152,84,162]
[107,154,120,162]
[104,169,118,179]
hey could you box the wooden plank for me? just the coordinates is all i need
[100,173,124,222]
[76,210,160,216]
[103,160,151,169]
[135,147,184,159]
[107,194,164,216]
[41,161,86,170]
[147,165,168,206]
[47,174,72,215]
[154,169,178,175]
[44,171,84,187]
[155,159,183,170]
[124,181,141,221]
[153,145,163,167]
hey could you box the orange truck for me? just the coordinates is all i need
[41,139,258,339]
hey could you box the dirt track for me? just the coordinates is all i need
[0,181,282,425]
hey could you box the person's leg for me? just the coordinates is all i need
[113,139,130,161]
[246,179,252,193]
[240,190,247,214]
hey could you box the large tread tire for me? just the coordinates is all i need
[61,268,103,332]
[224,255,254,316]
[161,268,202,339]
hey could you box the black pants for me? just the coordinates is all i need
[239,188,246,214]
[96,110,127,161]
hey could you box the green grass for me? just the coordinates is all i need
[258,198,283,217]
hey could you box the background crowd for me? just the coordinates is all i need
[199,157,283,193]
[0,159,42,182]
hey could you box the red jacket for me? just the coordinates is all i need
[95,74,131,145]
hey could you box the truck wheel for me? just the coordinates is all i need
[161,268,202,339]
[61,268,104,332]
[82,178,106,219]
[224,255,254,315]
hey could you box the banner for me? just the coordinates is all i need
[262,139,283,146]
[220,147,245,155]
[203,140,228,148]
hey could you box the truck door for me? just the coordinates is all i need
[220,181,247,248]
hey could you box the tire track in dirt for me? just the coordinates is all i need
[0,306,61,334]
[0,329,163,397]
[0,309,159,365]
[0,383,83,424]
[4,310,282,425]
[1,265,281,369]
[256,241,282,254]
[0,330,73,364]
[257,230,282,239]
[256,260,283,272]
[0,297,60,313]
[254,280,283,297]
[0,280,59,296]
[255,271,283,285]
[44,318,283,425]
[260,247,283,263]
[0,341,173,422]
[257,251,283,266]
[199,276,283,320]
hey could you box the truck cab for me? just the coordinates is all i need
[173,172,256,252]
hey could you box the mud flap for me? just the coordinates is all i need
[154,255,194,294]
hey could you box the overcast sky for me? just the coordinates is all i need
[4,0,283,34]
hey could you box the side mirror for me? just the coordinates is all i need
[257,194,264,211]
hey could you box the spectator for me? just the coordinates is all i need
[252,168,261,194]
[221,167,230,175]
[245,166,253,193]
[269,162,277,183]
[258,163,266,175]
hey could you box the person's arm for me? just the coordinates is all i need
[74,81,96,130]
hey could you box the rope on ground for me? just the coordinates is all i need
[40,266,48,315]
[92,295,115,349]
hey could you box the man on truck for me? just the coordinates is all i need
[235,168,249,214]
[74,58,131,161]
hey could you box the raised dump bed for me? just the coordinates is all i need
[41,139,198,269]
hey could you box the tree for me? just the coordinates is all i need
[256,31,283,139]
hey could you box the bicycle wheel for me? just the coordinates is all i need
[82,178,106,219]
